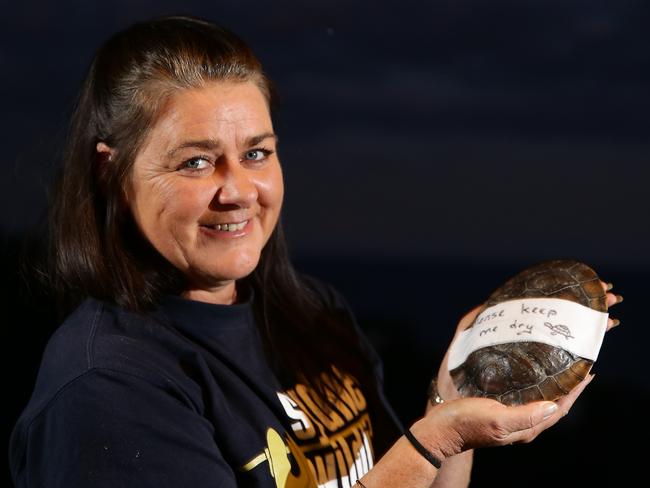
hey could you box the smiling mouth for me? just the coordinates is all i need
[201,220,249,232]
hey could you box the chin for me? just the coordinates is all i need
[214,254,261,281]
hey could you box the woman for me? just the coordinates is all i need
[9,16,620,487]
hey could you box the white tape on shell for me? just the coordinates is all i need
[448,298,608,370]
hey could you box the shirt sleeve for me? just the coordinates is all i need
[17,367,236,488]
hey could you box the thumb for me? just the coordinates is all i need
[529,401,559,425]
[499,401,559,444]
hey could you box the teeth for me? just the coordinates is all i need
[214,221,247,232]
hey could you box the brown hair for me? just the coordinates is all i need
[48,15,368,392]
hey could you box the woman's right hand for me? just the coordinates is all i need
[411,372,594,461]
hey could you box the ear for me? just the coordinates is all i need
[96,141,115,164]
[95,141,127,205]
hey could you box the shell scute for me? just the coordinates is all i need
[519,386,543,404]
[538,377,565,401]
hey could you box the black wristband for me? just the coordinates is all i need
[404,429,443,469]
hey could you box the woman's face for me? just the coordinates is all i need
[126,81,283,303]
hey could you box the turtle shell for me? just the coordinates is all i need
[449,260,607,406]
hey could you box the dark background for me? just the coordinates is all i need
[2,0,648,486]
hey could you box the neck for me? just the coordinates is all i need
[182,281,238,305]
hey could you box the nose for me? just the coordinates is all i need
[211,157,258,208]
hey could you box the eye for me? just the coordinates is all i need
[243,148,273,162]
[179,157,212,171]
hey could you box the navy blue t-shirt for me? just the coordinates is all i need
[9,282,402,487]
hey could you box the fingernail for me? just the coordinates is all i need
[542,403,558,420]
[606,282,614,291]
[616,294,624,303]
[611,318,621,328]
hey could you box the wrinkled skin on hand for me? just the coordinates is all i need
[419,281,621,459]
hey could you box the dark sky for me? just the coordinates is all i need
[2,0,649,268]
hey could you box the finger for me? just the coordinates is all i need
[605,289,622,330]
[553,373,595,416]
[438,305,491,400]
[507,374,595,444]
[497,401,559,444]
[537,373,594,429]
[600,280,623,309]
[600,280,613,293]
[600,281,622,330]
[606,292,623,308]
[607,317,621,331]
[437,350,460,399]
[457,304,484,332]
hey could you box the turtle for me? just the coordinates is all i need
[448,260,607,406]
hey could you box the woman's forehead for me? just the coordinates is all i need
[147,81,274,149]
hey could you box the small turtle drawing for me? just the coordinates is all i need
[447,260,608,406]
[544,322,574,340]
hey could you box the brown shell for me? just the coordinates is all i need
[449,260,607,406]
